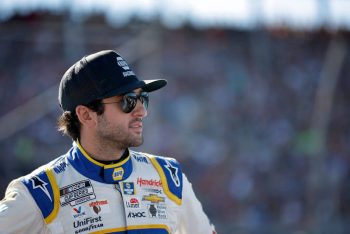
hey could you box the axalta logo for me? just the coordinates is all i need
[112,168,124,181]
[142,194,165,203]
[137,178,162,187]
[127,211,146,218]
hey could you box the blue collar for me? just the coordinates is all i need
[67,142,133,184]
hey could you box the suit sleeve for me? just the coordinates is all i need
[0,179,48,234]
[175,174,216,234]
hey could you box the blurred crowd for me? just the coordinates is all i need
[0,14,349,233]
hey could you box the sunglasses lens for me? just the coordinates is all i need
[140,92,149,109]
[121,92,149,113]
[122,94,137,113]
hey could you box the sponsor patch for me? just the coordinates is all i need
[125,197,140,209]
[73,216,103,233]
[72,206,87,219]
[164,160,180,187]
[54,160,68,174]
[116,56,130,70]
[60,180,96,206]
[112,168,124,181]
[133,154,149,164]
[142,188,163,194]
[122,182,135,195]
[142,194,165,203]
[148,204,168,219]
[89,200,110,215]
[127,211,146,218]
[137,178,162,188]
[30,176,52,201]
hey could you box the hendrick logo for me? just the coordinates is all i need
[137,178,162,188]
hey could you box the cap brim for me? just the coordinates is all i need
[142,79,167,92]
[100,79,167,100]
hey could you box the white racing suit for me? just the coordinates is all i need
[0,142,216,234]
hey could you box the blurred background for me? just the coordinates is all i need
[0,0,349,233]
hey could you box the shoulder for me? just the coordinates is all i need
[134,151,184,205]
[0,178,47,232]
[20,155,66,224]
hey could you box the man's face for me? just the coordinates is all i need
[95,89,148,149]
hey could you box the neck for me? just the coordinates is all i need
[78,137,126,162]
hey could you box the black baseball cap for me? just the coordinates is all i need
[58,50,167,112]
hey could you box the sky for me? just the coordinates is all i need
[0,0,349,30]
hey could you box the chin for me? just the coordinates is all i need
[129,138,144,147]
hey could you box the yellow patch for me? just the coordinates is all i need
[112,167,124,181]
[142,194,165,203]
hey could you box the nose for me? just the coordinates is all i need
[131,99,148,118]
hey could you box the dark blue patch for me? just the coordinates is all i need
[155,157,183,201]
[22,170,55,219]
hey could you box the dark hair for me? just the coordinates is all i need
[57,100,105,140]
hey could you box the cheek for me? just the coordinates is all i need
[101,111,129,128]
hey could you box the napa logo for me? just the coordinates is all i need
[72,206,86,219]
[112,168,124,181]
[133,154,148,164]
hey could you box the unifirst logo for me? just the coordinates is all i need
[137,178,162,187]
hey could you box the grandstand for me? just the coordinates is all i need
[0,9,349,233]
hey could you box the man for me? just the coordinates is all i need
[0,50,216,233]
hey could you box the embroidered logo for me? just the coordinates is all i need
[72,206,87,219]
[31,176,52,201]
[164,160,180,187]
[89,200,110,215]
[112,168,124,181]
[122,182,136,195]
[142,194,165,203]
[59,180,96,206]
[147,204,167,219]
[116,56,135,77]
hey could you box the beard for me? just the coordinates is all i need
[95,115,144,150]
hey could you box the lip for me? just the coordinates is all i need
[129,121,143,129]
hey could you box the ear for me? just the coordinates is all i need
[75,105,97,127]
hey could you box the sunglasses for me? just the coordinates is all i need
[102,92,149,113]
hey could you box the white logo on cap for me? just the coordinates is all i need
[116,57,130,70]
[116,57,135,77]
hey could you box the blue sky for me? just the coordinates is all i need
[1,0,349,29]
